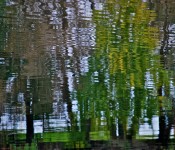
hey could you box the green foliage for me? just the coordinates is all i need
[43,132,70,142]
[76,0,174,140]
[90,131,110,141]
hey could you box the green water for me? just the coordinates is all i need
[0,0,175,149]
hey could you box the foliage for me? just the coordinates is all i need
[76,0,174,140]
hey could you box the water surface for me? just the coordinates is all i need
[0,0,175,149]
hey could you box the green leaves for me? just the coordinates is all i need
[75,0,171,139]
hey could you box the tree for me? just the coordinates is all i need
[76,0,174,143]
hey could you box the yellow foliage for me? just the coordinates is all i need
[130,73,135,87]
[94,0,160,88]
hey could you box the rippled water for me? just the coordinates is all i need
[0,0,175,149]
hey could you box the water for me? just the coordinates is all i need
[0,0,175,149]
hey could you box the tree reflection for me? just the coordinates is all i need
[76,0,175,147]
[0,0,175,149]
